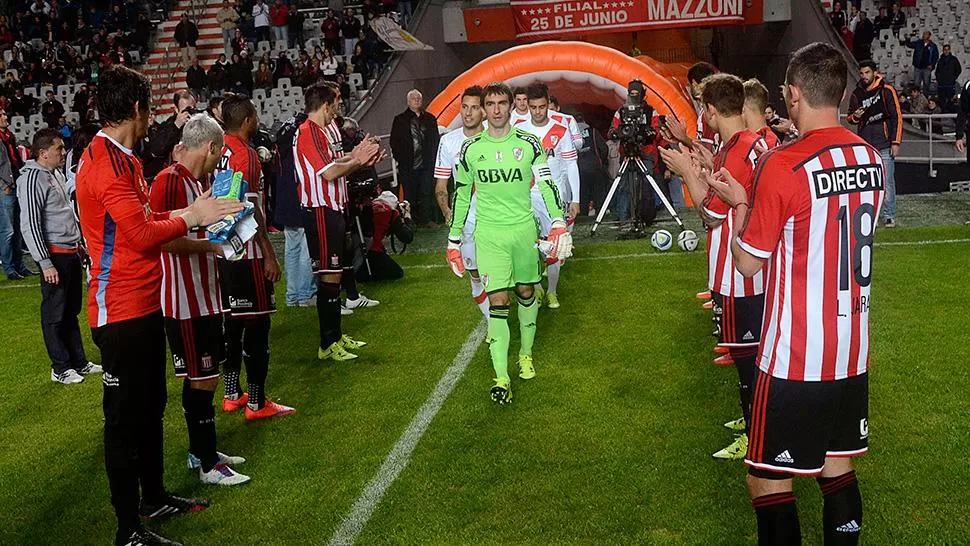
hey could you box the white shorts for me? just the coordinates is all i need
[461,195,477,270]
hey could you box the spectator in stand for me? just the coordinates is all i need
[287,6,305,49]
[40,91,64,128]
[112,45,132,67]
[890,2,906,37]
[230,52,253,94]
[217,0,241,56]
[252,0,271,44]
[848,60,902,227]
[30,0,51,16]
[342,9,361,60]
[829,1,847,33]
[186,58,208,100]
[73,84,90,124]
[0,108,30,280]
[935,45,962,108]
[255,61,274,90]
[292,60,309,88]
[208,55,230,94]
[351,43,370,80]
[321,48,339,81]
[390,89,439,227]
[847,4,860,33]
[306,57,323,85]
[764,104,797,142]
[925,96,946,134]
[906,31,939,96]
[58,116,72,141]
[271,0,288,45]
[274,51,295,82]
[336,74,351,113]
[322,11,342,54]
[906,85,929,117]
[175,13,199,67]
[231,28,248,57]
[853,10,875,62]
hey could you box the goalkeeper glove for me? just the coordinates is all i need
[547,220,573,262]
[446,238,465,278]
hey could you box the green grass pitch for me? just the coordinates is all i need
[0,215,968,544]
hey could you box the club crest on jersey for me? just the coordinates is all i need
[495,151,503,163]
[513,147,523,161]
[550,135,559,146]
[481,274,489,287]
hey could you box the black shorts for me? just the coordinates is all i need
[746,370,869,476]
[219,258,277,316]
[717,293,765,348]
[164,314,225,381]
[302,206,346,274]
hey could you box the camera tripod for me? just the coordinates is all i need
[590,154,685,237]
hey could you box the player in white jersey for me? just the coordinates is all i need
[548,96,584,149]
[516,82,579,309]
[434,85,489,316]
[510,86,531,126]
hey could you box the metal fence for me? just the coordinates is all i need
[842,112,965,177]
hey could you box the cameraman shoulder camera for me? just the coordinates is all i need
[144,90,200,180]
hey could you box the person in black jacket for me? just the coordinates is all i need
[186,59,207,100]
[40,91,64,128]
[174,13,199,67]
[273,112,318,306]
[143,90,198,181]
[955,80,969,163]
[847,60,902,227]
[389,89,440,227]
[852,10,875,62]
[935,45,962,109]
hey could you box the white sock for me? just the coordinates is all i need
[470,276,489,316]
[547,262,561,294]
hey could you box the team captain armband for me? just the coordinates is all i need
[532,164,553,181]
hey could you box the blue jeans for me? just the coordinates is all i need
[399,0,413,27]
[668,175,687,210]
[284,226,316,304]
[914,67,932,95]
[0,192,24,276]
[273,25,288,44]
[222,28,234,55]
[880,148,896,220]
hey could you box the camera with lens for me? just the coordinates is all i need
[609,80,657,157]
[339,117,380,207]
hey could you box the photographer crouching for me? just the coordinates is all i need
[607,80,662,231]
[341,117,412,282]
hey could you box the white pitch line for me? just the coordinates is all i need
[407,237,970,271]
[327,319,488,546]
[0,283,39,290]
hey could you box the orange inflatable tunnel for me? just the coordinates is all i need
[427,41,697,135]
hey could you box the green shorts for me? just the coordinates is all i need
[475,221,541,294]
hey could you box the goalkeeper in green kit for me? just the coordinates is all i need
[446,82,573,404]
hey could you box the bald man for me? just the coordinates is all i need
[390,89,441,226]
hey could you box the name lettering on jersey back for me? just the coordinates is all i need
[853,295,871,316]
[476,169,524,184]
[812,165,883,198]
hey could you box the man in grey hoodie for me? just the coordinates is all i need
[18,128,102,385]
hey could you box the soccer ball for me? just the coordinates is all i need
[651,229,673,251]
[678,229,699,252]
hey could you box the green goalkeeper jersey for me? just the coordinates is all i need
[448,127,565,240]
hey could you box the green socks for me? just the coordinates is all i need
[487,305,511,382]
[517,293,538,357]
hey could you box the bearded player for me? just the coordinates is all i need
[434,85,488,316]
[516,82,580,309]
[708,42,881,546]
[447,82,571,404]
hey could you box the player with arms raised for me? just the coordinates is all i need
[517,82,579,309]
[434,85,488,316]
[708,42,883,545]
[447,82,571,404]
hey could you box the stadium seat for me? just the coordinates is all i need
[278,78,291,91]
[66,112,79,125]
[253,88,267,102]
[349,73,363,88]
[288,86,302,98]
[24,87,37,98]
[40,85,53,97]
[10,116,24,130]
[4,69,17,80]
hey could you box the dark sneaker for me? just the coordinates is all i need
[117,527,183,546]
[139,493,209,520]
[884,218,896,228]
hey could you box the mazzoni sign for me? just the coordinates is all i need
[510,0,745,39]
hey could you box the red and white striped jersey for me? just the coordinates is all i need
[550,111,583,148]
[739,127,884,382]
[694,100,721,150]
[324,119,348,207]
[293,117,343,210]
[703,129,765,298]
[757,126,782,150]
[149,163,223,320]
[215,134,264,260]
[515,117,580,202]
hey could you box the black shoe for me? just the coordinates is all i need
[5,272,24,281]
[139,493,209,520]
[117,527,183,546]
[18,268,37,276]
